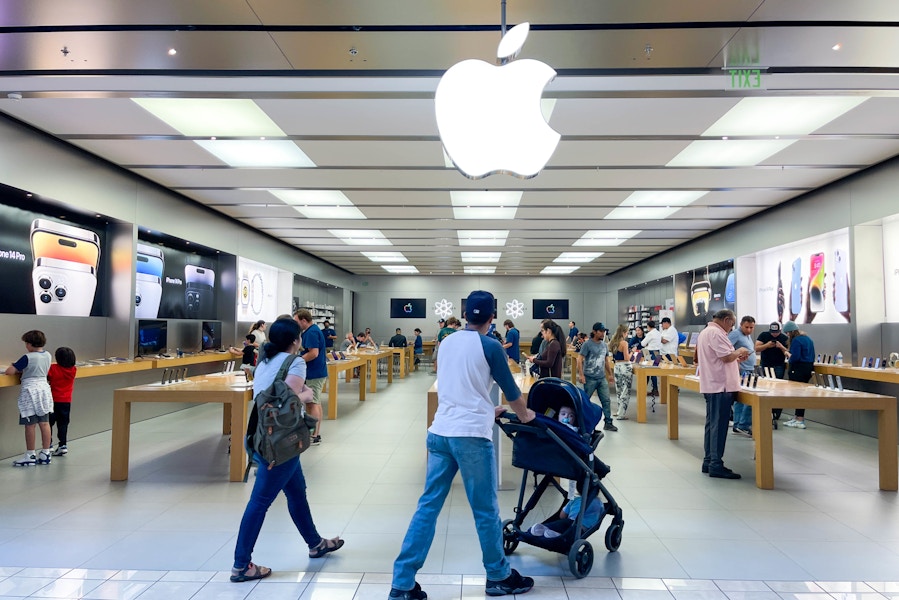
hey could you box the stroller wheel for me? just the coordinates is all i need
[568,539,594,578]
[501,519,519,555]
[605,521,624,552]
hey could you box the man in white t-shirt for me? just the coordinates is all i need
[659,317,679,359]
[640,320,663,395]
[390,290,535,600]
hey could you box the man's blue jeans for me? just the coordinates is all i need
[233,452,321,569]
[703,391,736,471]
[583,376,613,425]
[732,370,753,430]
[392,433,509,591]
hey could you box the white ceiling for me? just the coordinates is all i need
[2,1,899,276]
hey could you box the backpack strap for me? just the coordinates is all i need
[275,353,299,381]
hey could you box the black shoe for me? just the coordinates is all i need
[709,468,741,479]
[389,582,427,600]
[486,569,534,596]
[701,464,709,474]
[604,423,618,432]
[311,435,322,446]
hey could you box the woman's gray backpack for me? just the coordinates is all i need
[248,354,317,469]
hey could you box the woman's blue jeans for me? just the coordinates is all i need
[392,432,509,591]
[233,452,321,569]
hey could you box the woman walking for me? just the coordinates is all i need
[609,324,634,419]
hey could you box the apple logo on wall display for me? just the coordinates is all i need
[435,22,560,179]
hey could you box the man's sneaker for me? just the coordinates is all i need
[52,445,68,456]
[783,418,797,427]
[12,452,36,467]
[37,450,52,465]
[604,423,618,432]
[486,569,534,596]
[733,427,752,437]
[311,435,322,446]
[388,581,427,600]
[791,420,807,429]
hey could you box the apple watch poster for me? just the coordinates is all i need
[0,199,108,317]
[673,261,735,326]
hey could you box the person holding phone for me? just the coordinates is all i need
[782,321,816,429]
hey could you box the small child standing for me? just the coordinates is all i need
[5,330,54,466]
[48,347,77,456]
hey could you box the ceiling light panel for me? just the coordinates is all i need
[461,252,501,263]
[621,190,708,207]
[328,229,392,246]
[703,96,869,137]
[554,252,603,263]
[451,191,522,220]
[132,98,284,137]
[457,230,509,246]
[383,265,419,274]
[464,266,497,274]
[573,230,640,246]
[541,266,580,274]
[361,252,407,263]
[605,206,682,220]
[293,205,365,219]
[667,139,796,167]
[270,190,351,205]
[195,140,316,167]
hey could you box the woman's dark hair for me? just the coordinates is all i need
[249,320,265,334]
[634,326,645,337]
[22,330,46,348]
[54,346,76,368]
[541,320,567,357]
[260,318,299,362]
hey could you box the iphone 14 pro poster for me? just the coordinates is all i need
[674,260,735,326]
[0,198,108,317]
[139,239,219,320]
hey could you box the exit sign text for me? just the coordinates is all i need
[729,69,764,89]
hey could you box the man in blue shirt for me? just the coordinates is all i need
[294,309,327,446]
[501,319,520,363]
[727,315,756,436]
[412,328,423,369]
[568,321,579,344]
[321,320,337,349]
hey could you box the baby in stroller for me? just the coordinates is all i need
[497,377,624,578]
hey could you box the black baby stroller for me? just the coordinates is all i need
[497,377,624,578]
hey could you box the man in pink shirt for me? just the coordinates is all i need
[695,309,749,479]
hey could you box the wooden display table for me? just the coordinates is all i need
[380,345,414,378]
[631,363,695,422]
[150,352,232,369]
[111,371,252,482]
[353,349,393,392]
[426,373,534,428]
[325,357,367,420]
[665,374,898,490]
[813,363,899,385]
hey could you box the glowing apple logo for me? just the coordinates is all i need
[435,22,560,179]
[546,303,556,315]
[403,303,413,314]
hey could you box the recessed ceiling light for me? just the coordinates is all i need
[464,266,497,274]
[554,252,603,263]
[383,265,419,274]
[573,230,640,246]
[702,96,868,136]
[132,98,284,137]
[167,48,177,56]
[541,265,580,274]
[667,139,795,167]
[196,140,315,168]
[451,191,522,220]
[620,190,707,208]
[461,252,501,263]
[457,230,509,246]
[832,43,842,51]
[328,229,392,246]
[362,251,407,263]
[605,206,683,220]
[293,205,365,219]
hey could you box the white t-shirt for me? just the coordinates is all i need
[641,327,662,352]
[251,330,266,345]
[659,325,679,356]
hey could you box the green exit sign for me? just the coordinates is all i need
[728,69,765,90]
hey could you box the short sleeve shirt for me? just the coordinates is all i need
[757,331,788,367]
[301,325,327,380]
[252,352,307,405]
[696,322,740,393]
[322,327,337,348]
[579,338,608,379]
[504,327,520,360]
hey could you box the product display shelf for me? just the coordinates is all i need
[302,300,336,328]
[626,304,652,337]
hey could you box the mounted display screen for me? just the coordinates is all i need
[137,320,167,356]
[532,299,569,320]
[390,298,426,319]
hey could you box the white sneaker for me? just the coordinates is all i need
[792,420,807,429]
[52,445,68,457]
[37,450,52,465]
[13,452,36,467]
[784,418,797,427]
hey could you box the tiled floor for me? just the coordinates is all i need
[1,369,899,599]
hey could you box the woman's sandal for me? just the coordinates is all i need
[230,562,272,583]
[309,536,345,558]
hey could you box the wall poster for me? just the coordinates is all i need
[673,260,735,326]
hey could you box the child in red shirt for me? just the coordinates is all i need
[48,347,77,456]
